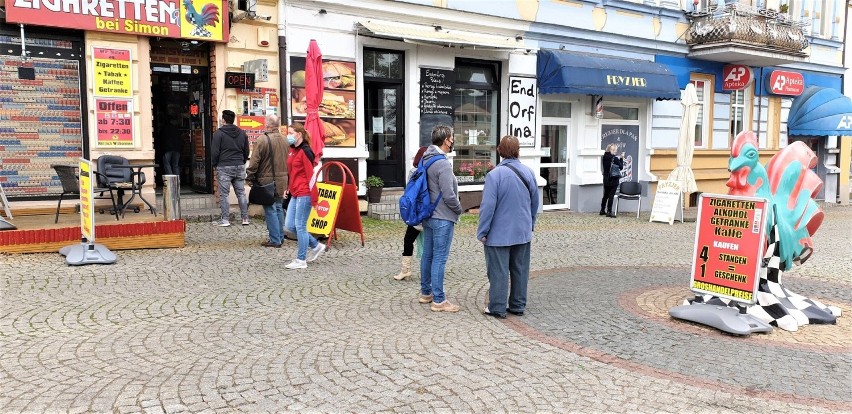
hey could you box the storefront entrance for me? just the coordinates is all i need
[541,101,571,209]
[364,49,405,188]
[150,41,212,193]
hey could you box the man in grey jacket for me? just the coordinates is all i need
[419,125,463,313]
[211,110,250,227]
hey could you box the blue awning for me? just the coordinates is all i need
[537,50,680,100]
[788,86,852,136]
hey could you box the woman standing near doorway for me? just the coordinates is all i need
[600,144,623,218]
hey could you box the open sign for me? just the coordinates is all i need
[224,72,255,89]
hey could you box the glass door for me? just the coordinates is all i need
[541,123,569,209]
[365,82,404,187]
[189,76,212,193]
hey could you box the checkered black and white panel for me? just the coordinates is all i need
[686,222,841,332]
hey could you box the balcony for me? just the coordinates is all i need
[685,4,809,66]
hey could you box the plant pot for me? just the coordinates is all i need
[367,187,383,203]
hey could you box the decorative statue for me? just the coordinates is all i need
[687,131,841,331]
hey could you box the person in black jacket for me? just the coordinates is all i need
[211,110,250,227]
[600,144,624,218]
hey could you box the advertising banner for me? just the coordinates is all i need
[649,180,682,225]
[95,98,134,148]
[93,47,132,98]
[79,158,95,241]
[237,87,278,151]
[690,194,768,304]
[307,183,343,237]
[600,124,639,184]
[291,57,357,148]
[507,77,537,147]
[6,0,228,42]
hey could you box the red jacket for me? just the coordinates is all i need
[287,143,317,199]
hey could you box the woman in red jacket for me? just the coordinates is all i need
[283,123,325,270]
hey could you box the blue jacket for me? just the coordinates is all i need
[476,159,539,246]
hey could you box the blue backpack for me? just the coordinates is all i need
[399,155,445,226]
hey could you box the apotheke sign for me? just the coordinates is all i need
[722,65,753,91]
[768,70,804,96]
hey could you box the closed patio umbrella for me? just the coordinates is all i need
[668,83,699,194]
[304,39,326,160]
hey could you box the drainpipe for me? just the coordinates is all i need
[755,67,764,142]
[278,0,288,123]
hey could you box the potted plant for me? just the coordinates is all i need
[364,175,384,203]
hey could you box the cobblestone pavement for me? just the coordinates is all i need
[1,206,850,413]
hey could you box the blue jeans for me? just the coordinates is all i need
[420,218,455,303]
[163,151,180,176]
[284,195,317,260]
[263,198,285,245]
[216,165,248,222]
[484,242,531,314]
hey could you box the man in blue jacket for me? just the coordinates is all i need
[211,110,250,227]
[477,135,539,318]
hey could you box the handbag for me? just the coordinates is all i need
[609,159,623,178]
[248,135,277,206]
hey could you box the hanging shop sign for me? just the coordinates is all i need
[93,47,132,98]
[768,70,804,96]
[722,65,753,91]
[507,77,537,147]
[690,194,768,304]
[6,0,228,42]
[95,98,134,148]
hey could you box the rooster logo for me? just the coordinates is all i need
[183,0,220,38]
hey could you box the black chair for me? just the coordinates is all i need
[614,181,642,218]
[97,155,146,215]
[53,165,118,223]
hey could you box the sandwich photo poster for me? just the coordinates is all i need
[290,56,356,148]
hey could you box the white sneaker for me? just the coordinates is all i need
[285,259,307,270]
[307,243,326,262]
[241,218,250,225]
[214,220,230,227]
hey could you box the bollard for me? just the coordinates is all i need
[163,175,181,220]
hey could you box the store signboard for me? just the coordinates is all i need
[507,77,537,147]
[768,70,804,96]
[690,194,767,304]
[95,98,134,148]
[722,65,753,91]
[78,158,95,242]
[93,47,132,98]
[307,182,343,237]
[5,0,228,42]
[649,180,682,225]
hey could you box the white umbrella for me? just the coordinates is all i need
[668,83,699,194]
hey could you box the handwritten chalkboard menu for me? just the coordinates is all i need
[419,68,455,146]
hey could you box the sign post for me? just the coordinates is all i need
[669,193,772,334]
[59,159,117,265]
[649,180,683,225]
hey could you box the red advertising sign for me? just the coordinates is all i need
[690,194,768,304]
[722,65,753,91]
[768,70,805,96]
[95,98,134,148]
[5,0,228,42]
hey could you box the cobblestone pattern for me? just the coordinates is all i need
[0,207,849,412]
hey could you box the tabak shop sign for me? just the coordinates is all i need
[6,0,228,42]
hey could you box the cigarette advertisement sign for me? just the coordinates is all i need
[5,0,228,42]
[93,47,132,98]
[95,98,134,148]
[690,194,767,304]
[79,158,95,241]
[307,183,342,237]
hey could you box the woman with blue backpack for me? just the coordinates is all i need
[394,146,429,281]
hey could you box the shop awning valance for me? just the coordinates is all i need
[356,20,524,50]
[787,86,852,136]
[537,50,680,100]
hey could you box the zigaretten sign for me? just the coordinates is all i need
[6,0,228,42]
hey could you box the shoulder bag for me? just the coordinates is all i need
[248,135,277,206]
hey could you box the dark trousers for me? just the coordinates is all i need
[402,225,421,256]
[601,183,618,213]
[485,242,531,314]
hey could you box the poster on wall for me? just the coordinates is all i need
[601,124,639,184]
[419,68,455,147]
[237,87,279,151]
[290,57,357,148]
[95,98,134,148]
[92,47,132,98]
[5,0,229,42]
[507,77,537,147]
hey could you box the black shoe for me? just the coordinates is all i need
[483,309,507,319]
[507,309,525,316]
[261,241,282,248]
[606,213,616,218]
[599,211,606,216]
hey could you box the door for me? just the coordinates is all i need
[541,123,569,209]
[365,82,405,187]
[189,76,212,193]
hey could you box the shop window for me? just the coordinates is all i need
[452,60,500,185]
[729,88,752,147]
[542,101,571,118]
[363,49,402,79]
[690,75,713,148]
[602,106,638,120]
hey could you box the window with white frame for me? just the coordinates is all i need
[690,77,712,148]
[729,88,752,146]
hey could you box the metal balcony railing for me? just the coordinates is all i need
[686,4,809,56]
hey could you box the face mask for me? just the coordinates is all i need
[287,134,296,145]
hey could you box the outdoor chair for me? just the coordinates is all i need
[614,181,642,218]
[52,165,118,223]
[96,155,146,214]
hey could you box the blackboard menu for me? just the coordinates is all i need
[419,68,455,146]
